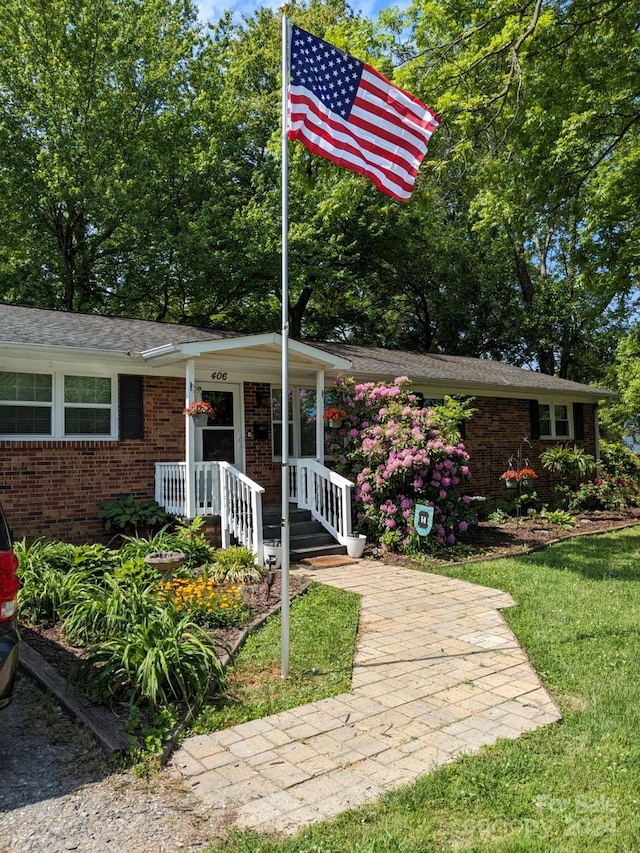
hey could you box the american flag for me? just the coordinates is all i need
[287,25,439,202]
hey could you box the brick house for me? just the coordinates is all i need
[0,304,613,548]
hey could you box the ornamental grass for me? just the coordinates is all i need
[159,576,249,628]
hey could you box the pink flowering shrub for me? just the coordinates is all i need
[328,377,474,550]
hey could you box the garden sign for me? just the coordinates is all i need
[414,504,434,537]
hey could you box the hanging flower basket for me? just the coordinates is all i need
[323,407,346,429]
[499,467,538,489]
[500,469,518,488]
[183,401,215,427]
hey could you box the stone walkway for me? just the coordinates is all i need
[169,560,560,835]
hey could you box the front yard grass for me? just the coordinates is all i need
[207,526,640,853]
[191,582,361,733]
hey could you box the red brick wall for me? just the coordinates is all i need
[0,378,599,543]
[0,376,185,543]
[243,382,280,507]
[463,398,598,502]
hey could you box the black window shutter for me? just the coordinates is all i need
[119,375,144,439]
[529,400,540,440]
[573,402,585,440]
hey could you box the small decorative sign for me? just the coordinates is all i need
[414,504,434,537]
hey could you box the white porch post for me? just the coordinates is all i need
[316,369,325,465]
[185,359,196,519]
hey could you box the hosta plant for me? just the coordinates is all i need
[207,546,263,583]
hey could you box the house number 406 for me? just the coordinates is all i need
[211,372,228,381]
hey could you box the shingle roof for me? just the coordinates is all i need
[0,303,613,399]
[311,342,614,398]
[0,303,239,351]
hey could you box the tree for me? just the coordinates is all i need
[405,0,640,376]
[0,0,204,314]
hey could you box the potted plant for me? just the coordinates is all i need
[183,400,215,427]
[499,469,518,489]
[345,532,366,559]
[323,407,347,428]
[518,467,538,489]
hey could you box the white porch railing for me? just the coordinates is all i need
[154,461,264,559]
[290,459,354,545]
[219,463,264,557]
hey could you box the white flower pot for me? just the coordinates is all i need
[192,413,209,427]
[345,534,366,559]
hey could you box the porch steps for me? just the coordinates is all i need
[262,507,347,562]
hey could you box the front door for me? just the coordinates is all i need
[196,384,243,471]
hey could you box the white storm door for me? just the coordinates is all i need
[196,384,243,471]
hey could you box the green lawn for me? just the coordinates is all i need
[191,581,361,733]
[206,526,640,853]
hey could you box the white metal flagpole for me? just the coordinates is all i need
[280,8,290,679]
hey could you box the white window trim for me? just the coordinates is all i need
[538,401,573,440]
[0,371,118,441]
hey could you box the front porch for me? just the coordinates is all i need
[155,459,355,561]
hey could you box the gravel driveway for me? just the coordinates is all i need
[0,677,225,853]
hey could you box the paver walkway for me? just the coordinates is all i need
[169,560,560,834]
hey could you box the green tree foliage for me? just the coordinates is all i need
[405,0,640,377]
[0,0,204,315]
[0,0,637,384]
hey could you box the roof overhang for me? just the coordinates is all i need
[141,333,352,370]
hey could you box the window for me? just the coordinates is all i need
[538,403,571,439]
[0,371,116,439]
[271,388,294,458]
[271,387,339,458]
[64,376,112,435]
[0,372,52,435]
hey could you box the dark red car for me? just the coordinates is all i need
[0,502,19,708]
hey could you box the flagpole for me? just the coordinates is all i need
[280,8,290,679]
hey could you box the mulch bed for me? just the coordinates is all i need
[373,508,640,569]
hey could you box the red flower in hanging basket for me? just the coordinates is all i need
[518,467,538,480]
[499,467,538,482]
[323,407,347,422]
[183,401,215,418]
[499,469,518,481]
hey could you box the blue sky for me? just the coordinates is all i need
[195,0,395,28]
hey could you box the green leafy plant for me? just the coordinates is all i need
[61,571,162,646]
[15,539,100,624]
[98,494,168,535]
[540,445,597,508]
[73,604,224,708]
[207,546,263,583]
[540,445,596,481]
[542,508,576,529]
[118,517,215,569]
[488,508,510,524]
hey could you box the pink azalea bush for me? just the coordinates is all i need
[328,377,474,551]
